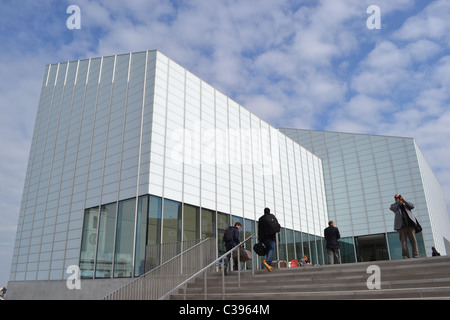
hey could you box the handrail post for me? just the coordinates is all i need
[221,256,225,300]
[238,245,241,288]
[251,236,255,277]
[204,270,207,300]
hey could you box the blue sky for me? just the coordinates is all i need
[1,0,450,287]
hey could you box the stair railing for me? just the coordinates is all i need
[101,238,216,300]
[159,235,256,300]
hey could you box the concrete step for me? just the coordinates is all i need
[171,286,450,300]
[169,256,450,300]
[180,277,450,294]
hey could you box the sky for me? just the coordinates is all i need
[1,0,450,287]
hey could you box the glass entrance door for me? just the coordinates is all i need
[355,234,389,262]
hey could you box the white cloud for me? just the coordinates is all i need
[405,39,442,62]
[241,95,286,124]
[393,0,450,41]
[338,94,392,125]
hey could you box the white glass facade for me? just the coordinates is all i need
[10,51,328,283]
[281,129,450,261]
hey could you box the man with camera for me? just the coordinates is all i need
[390,194,420,259]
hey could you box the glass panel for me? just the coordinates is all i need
[183,204,200,242]
[340,237,356,263]
[322,237,329,265]
[244,219,256,269]
[317,237,324,265]
[114,198,136,278]
[244,218,256,240]
[309,234,317,265]
[387,231,426,260]
[145,196,162,271]
[278,228,287,263]
[295,231,303,261]
[134,195,148,277]
[202,209,216,240]
[231,215,243,242]
[96,202,117,278]
[148,196,162,245]
[80,207,99,279]
[416,232,426,257]
[162,199,182,243]
[302,233,310,262]
[217,212,231,256]
[286,229,295,262]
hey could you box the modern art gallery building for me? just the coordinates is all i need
[8,50,450,299]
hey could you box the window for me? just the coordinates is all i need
[339,237,356,263]
[134,196,148,277]
[80,207,99,279]
[244,219,256,269]
[217,212,231,256]
[302,233,310,262]
[231,215,243,243]
[114,198,136,277]
[96,202,117,278]
[148,195,162,245]
[143,196,162,271]
[201,208,216,240]
[183,204,200,242]
[162,199,182,243]
[286,229,295,261]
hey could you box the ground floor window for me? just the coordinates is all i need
[79,194,326,279]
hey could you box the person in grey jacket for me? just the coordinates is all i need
[390,194,419,258]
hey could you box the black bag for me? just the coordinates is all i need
[266,214,281,234]
[223,226,234,242]
[253,242,267,256]
[414,219,422,234]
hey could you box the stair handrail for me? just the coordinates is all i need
[101,238,216,300]
[159,235,256,300]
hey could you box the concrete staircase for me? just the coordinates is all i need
[170,256,450,300]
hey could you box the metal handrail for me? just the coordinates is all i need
[101,238,215,300]
[159,235,256,300]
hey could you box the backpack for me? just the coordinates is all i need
[266,214,281,234]
[222,226,234,242]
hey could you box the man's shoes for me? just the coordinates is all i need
[263,261,273,272]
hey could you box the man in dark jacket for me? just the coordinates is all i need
[390,194,419,258]
[324,220,341,264]
[224,222,242,273]
[258,208,280,272]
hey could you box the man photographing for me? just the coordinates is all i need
[390,194,420,259]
